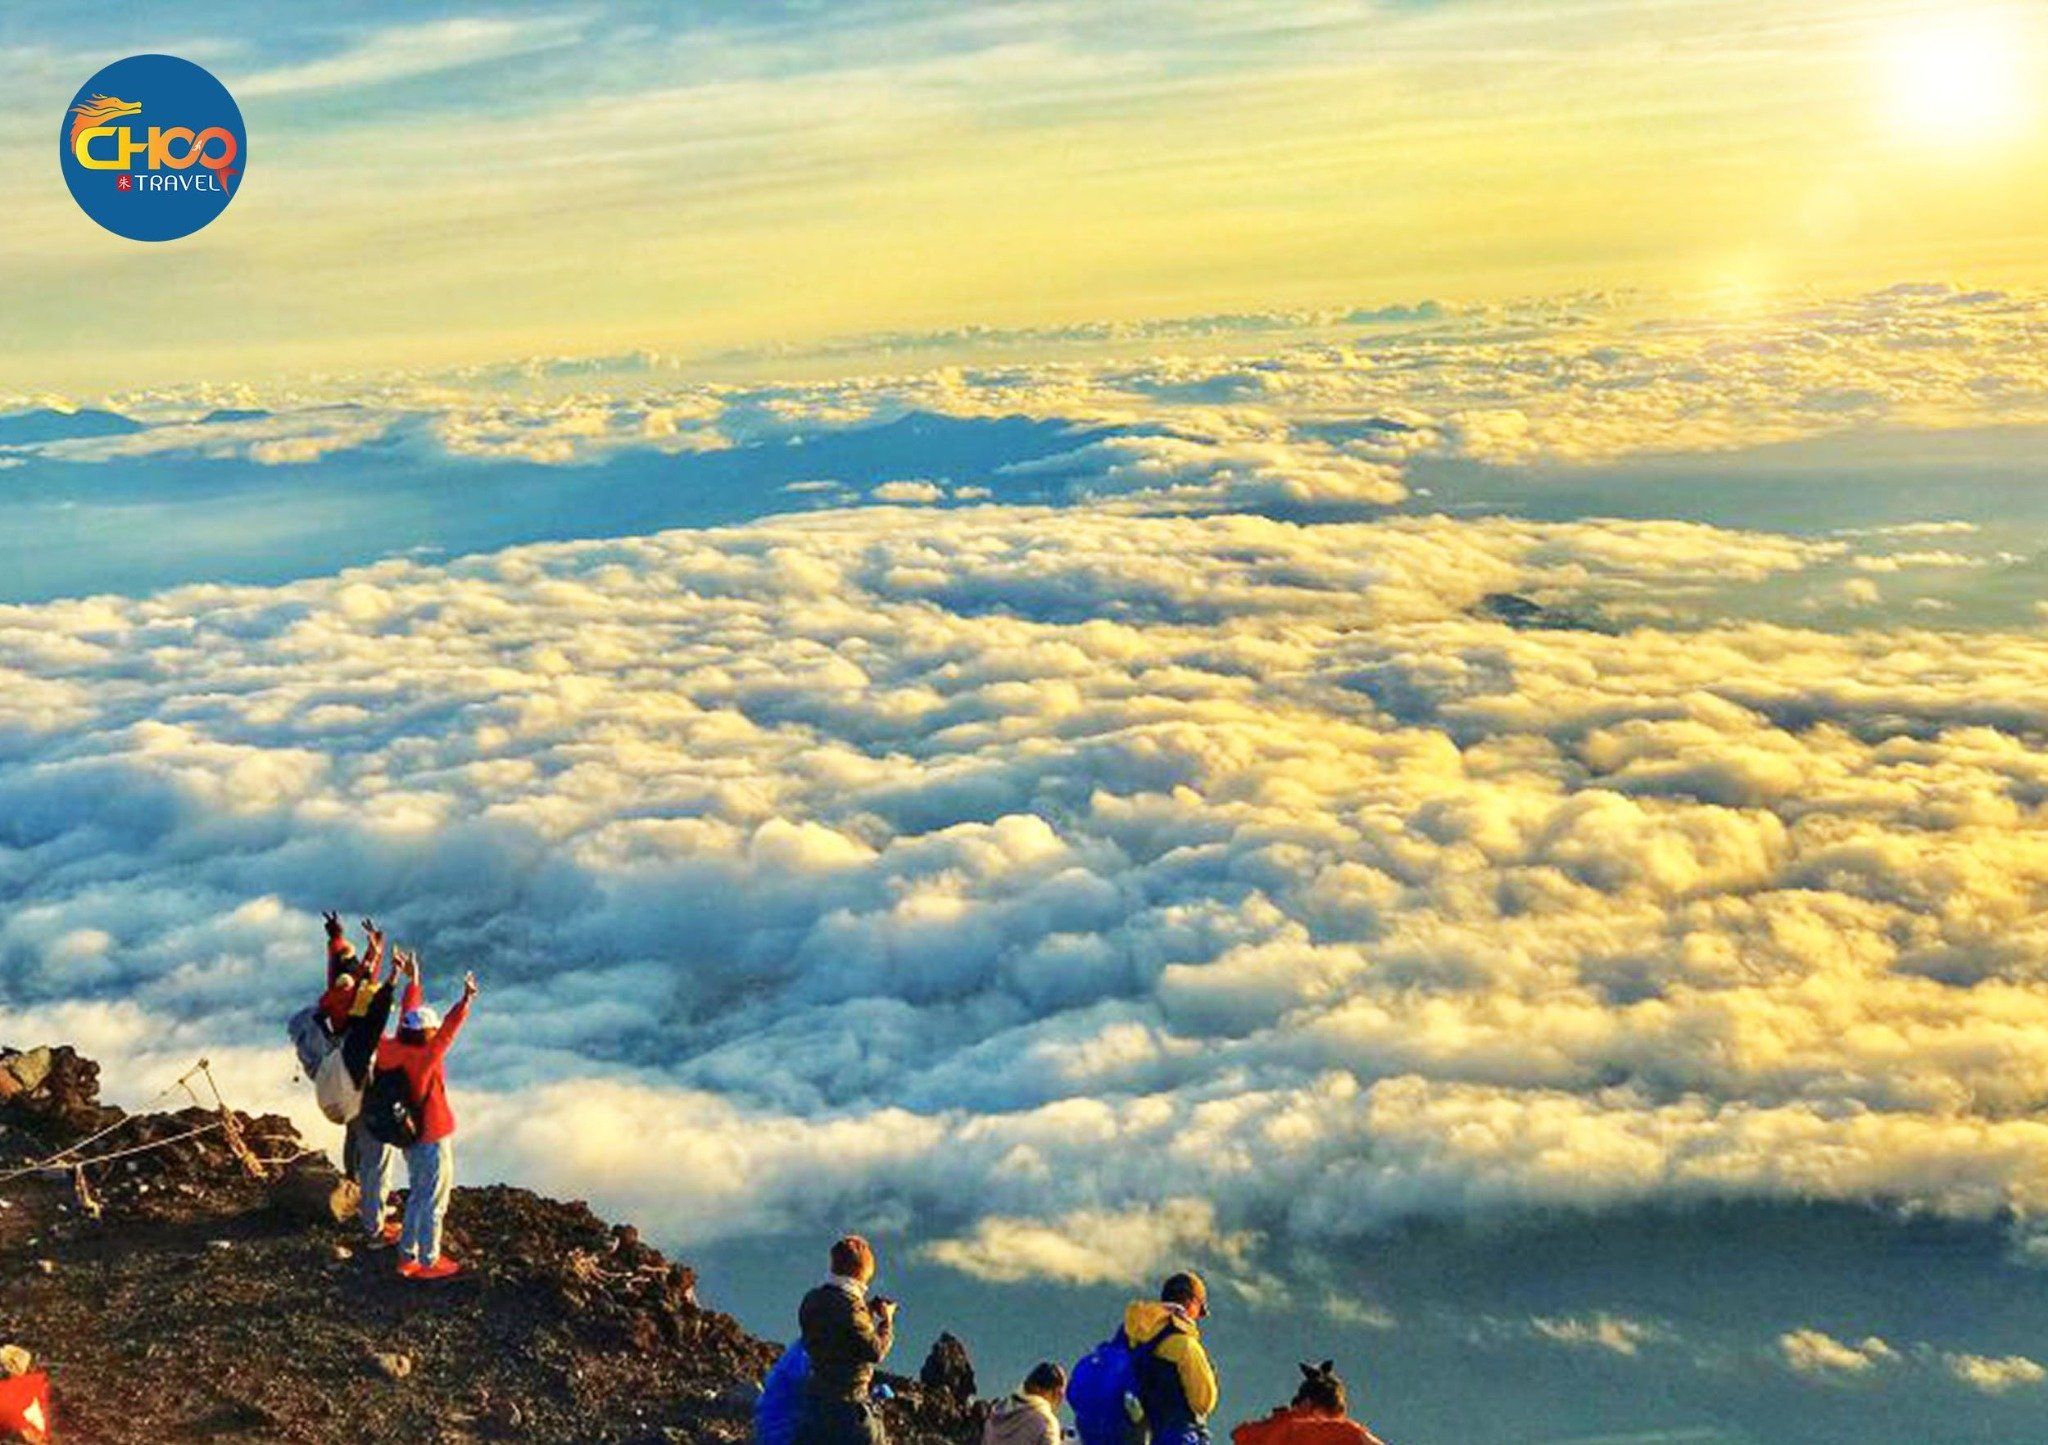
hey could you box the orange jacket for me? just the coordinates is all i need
[0,1370,52,1442]
[1232,1405,1380,1445]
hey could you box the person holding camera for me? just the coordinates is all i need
[795,1234,897,1445]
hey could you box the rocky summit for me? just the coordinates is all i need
[0,1045,986,1444]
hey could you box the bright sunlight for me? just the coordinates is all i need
[1882,10,2032,144]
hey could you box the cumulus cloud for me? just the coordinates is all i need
[1942,1352,2046,1394]
[1003,433,1407,509]
[1781,1329,1898,1380]
[1528,1313,1659,1357]
[1779,1330,2045,1396]
[872,480,947,504]
[921,1198,1256,1285]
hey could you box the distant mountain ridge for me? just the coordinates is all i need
[0,408,144,447]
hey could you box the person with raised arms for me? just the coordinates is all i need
[361,956,478,1280]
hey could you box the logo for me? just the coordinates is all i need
[60,54,245,242]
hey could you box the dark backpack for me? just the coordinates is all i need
[360,1067,421,1147]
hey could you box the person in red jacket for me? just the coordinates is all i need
[368,962,477,1280]
[1230,1362,1383,1445]
[317,916,384,1035]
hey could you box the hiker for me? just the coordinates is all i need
[983,1362,1066,1445]
[324,910,355,979]
[795,1234,897,1445]
[321,912,380,991]
[336,943,402,1103]
[289,914,384,1081]
[317,915,384,1033]
[1122,1271,1218,1445]
[288,916,398,1184]
[361,959,477,1280]
[340,947,411,1237]
[0,1345,51,1444]
[1231,1362,1384,1445]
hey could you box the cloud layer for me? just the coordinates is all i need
[16,283,2048,477]
[5,491,2048,1273]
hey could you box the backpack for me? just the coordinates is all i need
[360,1067,421,1147]
[313,1047,367,1125]
[287,1005,335,1079]
[754,1341,809,1445]
[1070,1328,1163,1445]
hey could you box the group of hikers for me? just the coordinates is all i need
[760,1236,1388,1445]
[288,914,476,1280]
[287,917,1387,1443]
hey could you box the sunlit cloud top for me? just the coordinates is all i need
[2,0,2046,387]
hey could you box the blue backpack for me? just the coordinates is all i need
[755,1341,810,1445]
[1069,1329,1161,1445]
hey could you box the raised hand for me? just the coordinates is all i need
[461,970,479,999]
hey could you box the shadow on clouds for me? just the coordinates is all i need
[0,411,1114,603]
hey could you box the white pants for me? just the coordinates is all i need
[354,1122,391,1237]
[400,1137,454,1263]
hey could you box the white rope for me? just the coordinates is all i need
[0,1057,215,1187]
[0,1120,228,1186]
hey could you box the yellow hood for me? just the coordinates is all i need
[1125,1299,1198,1346]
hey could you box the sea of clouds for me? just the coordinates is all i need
[5,286,2048,1366]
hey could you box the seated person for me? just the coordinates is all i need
[1231,1362,1384,1445]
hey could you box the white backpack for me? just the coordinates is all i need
[313,1047,366,1124]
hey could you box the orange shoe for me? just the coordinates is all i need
[366,1222,403,1249]
[412,1256,462,1281]
[396,1258,424,1279]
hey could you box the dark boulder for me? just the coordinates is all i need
[919,1331,978,1403]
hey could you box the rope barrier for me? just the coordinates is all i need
[190,1057,271,1180]
[0,1057,244,1188]
[0,1120,229,1187]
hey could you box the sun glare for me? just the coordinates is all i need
[1882,12,2031,144]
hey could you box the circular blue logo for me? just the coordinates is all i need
[60,54,246,242]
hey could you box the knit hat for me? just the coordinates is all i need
[401,1005,440,1032]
